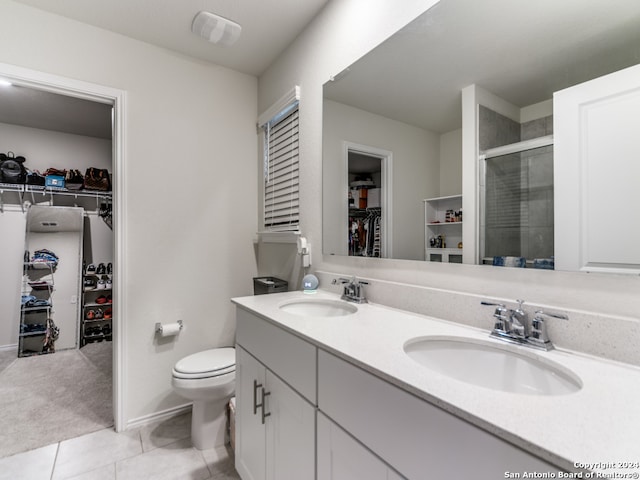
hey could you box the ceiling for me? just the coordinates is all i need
[0,0,329,139]
[11,0,329,77]
[324,0,640,133]
[0,86,113,139]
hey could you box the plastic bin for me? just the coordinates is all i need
[253,277,288,295]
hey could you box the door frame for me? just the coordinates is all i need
[342,141,393,258]
[0,62,127,431]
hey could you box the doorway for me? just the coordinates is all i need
[0,62,126,447]
[344,142,392,258]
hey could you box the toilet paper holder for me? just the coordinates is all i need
[155,320,183,336]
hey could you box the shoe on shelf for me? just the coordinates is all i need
[106,278,112,289]
[102,324,112,335]
[95,295,108,305]
[104,307,112,320]
[107,262,113,275]
[107,295,112,304]
[86,263,96,275]
[96,263,106,275]
[96,279,106,290]
[86,309,95,320]
[94,309,104,320]
[84,278,96,290]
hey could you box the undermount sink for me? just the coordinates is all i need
[404,336,582,396]
[279,298,358,317]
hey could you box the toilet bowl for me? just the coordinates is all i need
[171,347,236,450]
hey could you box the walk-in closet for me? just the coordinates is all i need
[0,84,115,457]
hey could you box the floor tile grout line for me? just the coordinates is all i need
[49,442,61,480]
[200,448,214,478]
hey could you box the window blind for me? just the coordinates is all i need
[261,91,299,231]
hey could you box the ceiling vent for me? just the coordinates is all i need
[191,11,241,47]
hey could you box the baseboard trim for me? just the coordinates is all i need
[0,344,18,353]
[126,403,192,430]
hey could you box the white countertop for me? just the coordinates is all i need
[232,290,640,475]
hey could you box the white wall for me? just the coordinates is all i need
[259,0,640,364]
[0,1,258,424]
[439,128,462,197]
[323,99,440,260]
[0,122,112,171]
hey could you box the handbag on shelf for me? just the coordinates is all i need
[0,151,27,184]
[84,167,111,191]
[26,170,46,187]
[65,169,85,190]
[43,167,67,189]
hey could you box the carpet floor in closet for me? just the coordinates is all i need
[0,341,113,458]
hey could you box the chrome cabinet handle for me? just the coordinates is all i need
[253,380,262,415]
[261,388,271,424]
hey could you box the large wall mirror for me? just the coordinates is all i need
[322,0,640,270]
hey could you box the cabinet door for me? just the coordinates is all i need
[265,370,315,480]
[318,413,404,480]
[555,63,640,273]
[235,347,266,480]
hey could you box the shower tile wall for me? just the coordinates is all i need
[480,106,554,262]
[479,105,520,150]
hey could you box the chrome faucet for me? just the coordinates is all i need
[332,276,368,303]
[481,300,568,351]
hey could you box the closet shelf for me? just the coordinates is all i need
[1,183,111,213]
[21,306,52,313]
[83,318,112,324]
[23,261,57,270]
[19,331,47,338]
[0,182,111,199]
[83,302,112,308]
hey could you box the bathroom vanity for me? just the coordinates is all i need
[232,291,640,480]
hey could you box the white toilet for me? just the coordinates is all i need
[171,347,236,450]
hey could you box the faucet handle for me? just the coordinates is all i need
[528,310,569,350]
[534,310,569,321]
[481,301,508,331]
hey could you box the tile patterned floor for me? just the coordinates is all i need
[0,412,241,480]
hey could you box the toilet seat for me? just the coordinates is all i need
[172,347,236,380]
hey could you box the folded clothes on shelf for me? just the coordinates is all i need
[20,323,46,334]
[21,296,51,309]
[28,281,52,290]
[31,249,59,263]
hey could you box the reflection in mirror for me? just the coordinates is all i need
[347,149,384,257]
[478,106,555,268]
[322,0,640,268]
[22,206,84,356]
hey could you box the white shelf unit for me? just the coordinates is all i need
[424,195,463,263]
[19,261,56,357]
[81,269,113,347]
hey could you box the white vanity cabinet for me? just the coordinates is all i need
[554,63,640,274]
[318,412,404,480]
[234,303,560,480]
[235,308,316,480]
[318,350,558,480]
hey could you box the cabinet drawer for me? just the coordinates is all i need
[236,307,316,403]
[318,350,557,480]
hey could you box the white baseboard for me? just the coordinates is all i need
[126,403,192,430]
[0,344,18,353]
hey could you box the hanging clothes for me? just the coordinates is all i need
[348,208,382,257]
